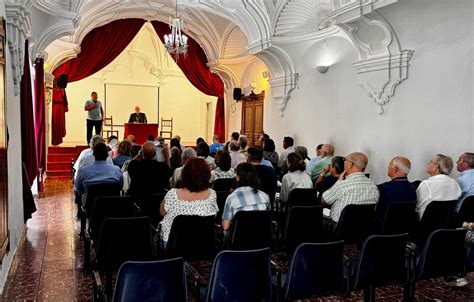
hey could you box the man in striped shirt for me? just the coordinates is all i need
[322,152,379,224]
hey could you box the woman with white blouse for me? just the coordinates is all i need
[279,152,313,204]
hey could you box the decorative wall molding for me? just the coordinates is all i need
[353,50,414,114]
[268,73,299,117]
[5,3,31,95]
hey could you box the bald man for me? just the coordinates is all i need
[128,106,147,123]
[376,156,417,224]
[127,141,170,196]
[322,152,379,224]
[311,144,335,182]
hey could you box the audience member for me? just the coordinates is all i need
[209,135,224,157]
[322,152,379,225]
[239,135,248,154]
[258,133,270,146]
[294,146,310,172]
[210,150,236,183]
[221,162,270,231]
[154,136,170,166]
[121,144,141,172]
[160,158,218,248]
[376,156,417,223]
[170,137,181,150]
[307,144,324,174]
[311,144,335,182]
[169,147,183,174]
[107,137,120,159]
[263,138,279,170]
[315,156,344,199]
[197,142,215,170]
[229,141,246,169]
[127,141,171,196]
[75,143,123,198]
[73,135,113,183]
[196,137,205,146]
[113,140,133,169]
[147,134,155,141]
[170,147,197,188]
[230,132,240,142]
[125,134,136,143]
[455,152,474,212]
[416,154,461,219]
[279,153,313,205]
[278,136,295,168]
[173,135,185,150]
[247,146,277,205]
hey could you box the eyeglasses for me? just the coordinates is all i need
[344,158,355,165]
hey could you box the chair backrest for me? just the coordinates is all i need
[85,182,122,217]
[166,215,216,260]
[283,241,345,300]
[206,248,272,302]
[352,233,409,290]
[89,196,137,242]
[417,200,457,244]
[96,216,153,271]
[379,201,417,235]
[284,206,324,256]
[212,178,235,191]
[417,228,467,280]
[458,195,474,224]
[287,188,319,209]
[134,193,166,228]
[228,210,272,250]
[334,204,376,245]
[112,258,187,302]
[104,116,113,127]
[215,191,231,223]
[467,243,474,273]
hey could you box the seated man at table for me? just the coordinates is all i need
[128,105,147,123]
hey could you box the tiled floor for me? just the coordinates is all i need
[1,178,474,301]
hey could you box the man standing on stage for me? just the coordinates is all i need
[128,106,147,124]
[84,91,104,144]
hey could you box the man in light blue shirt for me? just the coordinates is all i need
[76,143,123,198]
[455,152,474,212]
[84,91,104,144]
[306,144,323,174]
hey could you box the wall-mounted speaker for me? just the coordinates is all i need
[57,73,68,88]
[233,87,242,101]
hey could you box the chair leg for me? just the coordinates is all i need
[106,270,113,298]
[84,238,91,273]
[363,286,376,302]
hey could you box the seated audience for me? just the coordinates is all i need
[171,147,197,188]
[278,136,295,168]
[197,142,215,170]
[169,146,183,174]
[455,152,474,212]
[74,135,113,183]
[263,138,279,169]
[221,162,270,231]
[121,144,141,172]
[75,143,123,199]
[210,150,236,183]
[416,154,461,219]
[294,146,310,171]
[322,152,379,224]
[160,158,218,247]
[154,136,170,166]
[173,135,185,150]
[376,156,417,223]
[127,141,171,196]
[279,153,313,205]
[239,135,248,154]
[196,137,205,146]
[229,141,246,169]
[258,133,270,146]
[247,146,278,205]
[170,137,181,150]
[209,135,224,157]
[311,144,335,182]
[113,140,133,169]
[315,156,344,199]
[125,134,136,143]
[307,144,324,175]
[107,136,120,159]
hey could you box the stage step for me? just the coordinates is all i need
[46,170,72,179]
[46,145,88,179]
[48,146,77,155]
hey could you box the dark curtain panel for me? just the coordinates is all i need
[151,21,226,142]
[34,57,46,192]
[51,18,146,145]
[20,40,38,182]
[22,163,36,222]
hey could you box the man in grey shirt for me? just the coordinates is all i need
[84,91,104,144]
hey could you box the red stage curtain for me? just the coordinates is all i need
[151,21,226,143]
[34,57,46,192]
[51,18,146,145]
[21,40,38,182]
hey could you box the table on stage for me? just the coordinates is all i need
[124,123,159,145]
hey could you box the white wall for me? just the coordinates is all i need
[260,0,473,184]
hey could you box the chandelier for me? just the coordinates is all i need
[164,0,188,59]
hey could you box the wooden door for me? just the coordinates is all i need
[241,91,264,146]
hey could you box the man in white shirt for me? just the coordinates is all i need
[416,154,461,219]
[278,136,295,168]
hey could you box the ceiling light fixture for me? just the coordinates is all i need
[164,0,188,60]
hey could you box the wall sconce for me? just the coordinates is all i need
[316,65,329,74]
[262,70,270,79]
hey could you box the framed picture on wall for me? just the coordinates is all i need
[0,17,9,263]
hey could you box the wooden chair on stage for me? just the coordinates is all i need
[160,117,173,143]
[103,116,119,139]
